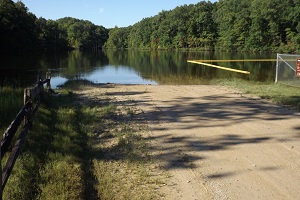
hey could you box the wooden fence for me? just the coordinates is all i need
[0,72,51,199]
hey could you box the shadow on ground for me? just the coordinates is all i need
[80,85,300,181]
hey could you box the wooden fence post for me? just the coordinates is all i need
[1,72,51,196]
[24,88,31,125]
[24,88,28,105]
[0,144,2,200]
[46,71,51,91]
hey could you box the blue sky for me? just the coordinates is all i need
[14,0,217,28]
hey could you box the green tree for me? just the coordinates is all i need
[128,18,152,49]
[107,1,217,51]
[0,0,39,53]
[58,17,108,50]
[105,26,129,49]
[36,18,69,51]
[214,0,251,51]
[0,0,109,54]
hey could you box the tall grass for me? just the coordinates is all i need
[2,80,165,199]
[212,78,300,110]
[3,92,87,199]
[0,86,23,131]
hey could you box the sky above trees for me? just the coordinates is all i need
[12,0,217,28]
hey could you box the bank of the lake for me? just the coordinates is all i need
[1,79,300,199]
[1,79,299,132]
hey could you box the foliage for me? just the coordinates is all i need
[105,26,129,49]
[106,2,217,50]
[2,0,300,53]
[106,0,300,52]
[0,86,23,129]
[35,18,69,51]
[0,0,108,54]
[0,0,39,54]
[57,17,109,50]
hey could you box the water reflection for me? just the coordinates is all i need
[0,50,277,87]
[82,66,157,85]
[50,76,68,88]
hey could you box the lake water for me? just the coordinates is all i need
[0,50,277,88]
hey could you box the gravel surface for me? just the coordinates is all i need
[77,84,300,200]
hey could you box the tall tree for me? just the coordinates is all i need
[0,0,38,53]
[57,17,108,50]
[36,18,69,51]
[105,26,129,49]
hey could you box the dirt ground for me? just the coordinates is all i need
[78,84,300,200]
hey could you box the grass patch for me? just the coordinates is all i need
[3,91,87,199]
[37,159,83,200]
[213,78,300,110]
[93,160,161,200]
[0,86,23,130]
[2,80,165,199]
[57,78,95,90]
[84,93,165,199]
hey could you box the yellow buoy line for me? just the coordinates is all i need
[190,59,277,62]
[187,60,251,74]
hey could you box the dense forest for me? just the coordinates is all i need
[1,0,300,53]
[106,0,300,52]
[0,0,109,54]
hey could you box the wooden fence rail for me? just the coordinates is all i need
[0,72,51,199]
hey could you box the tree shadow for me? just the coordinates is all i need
[206,165,281,180]
[147,133,271,170]
[82,85,300,181]
[141,94,298,130]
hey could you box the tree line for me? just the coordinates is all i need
[106,0,300,52]
[1,0,300,54]
[0,0,109,54]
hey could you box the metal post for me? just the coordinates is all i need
[275,53,279,83]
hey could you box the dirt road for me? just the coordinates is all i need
[80,84,300,200]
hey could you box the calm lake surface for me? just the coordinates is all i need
[0,50,277,88]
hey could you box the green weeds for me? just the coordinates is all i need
[2,81,164,200]
[3,91,87,199]
[0,86,23,130]
[57,78,95,90]
[213,78,300,110]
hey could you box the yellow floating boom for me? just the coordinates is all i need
[187,60,251,74]
[190,59,277,62]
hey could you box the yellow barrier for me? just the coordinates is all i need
[187,60,251,74]
[190,59,277,62]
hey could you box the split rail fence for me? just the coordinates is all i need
[0,72,51,199]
